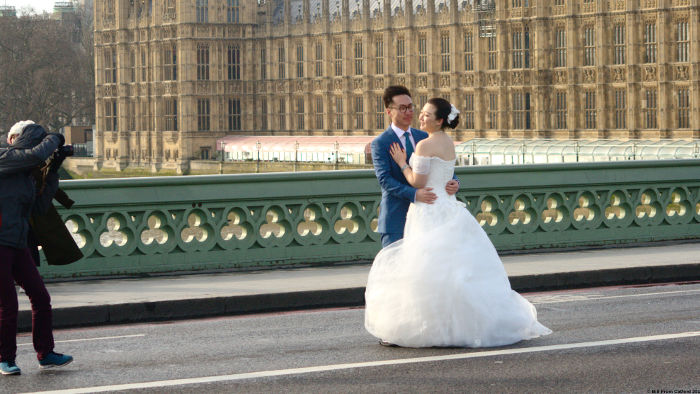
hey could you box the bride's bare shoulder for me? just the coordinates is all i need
[415,139,435,156]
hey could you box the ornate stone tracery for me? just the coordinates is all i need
[92,0,700,173]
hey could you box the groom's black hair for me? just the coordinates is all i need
[383,85,412,108]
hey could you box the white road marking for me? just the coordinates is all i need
[24,331,700,394]
[18,334,145,347]
[530,289,700,304]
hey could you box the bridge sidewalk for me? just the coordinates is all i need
[18,242,700,331]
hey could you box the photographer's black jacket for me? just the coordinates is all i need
[0,125,61,249]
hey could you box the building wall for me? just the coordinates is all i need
[94,0,700,173]
[64,125,93,144]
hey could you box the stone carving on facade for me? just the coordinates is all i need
[673,0,690,5]
[512,71,522,85]
[554,71,567,84]
[418,76,427,88]
[313,80,322,91]
[224,83,238,94]
[196,25,209,36]
[675,65,689,80]
[487,73,499,86]
[612,0,626,11]
[396,76,405,86]
[582,2,595,13]
[612,67,626,82]
[334,79,343,91]
[672,12,690,24]
[642,0,658,8]
[583,68,596,83]
[439,75,450,88]
[461,74,474,86]
[374,78,384,90]
[295,80,304,92]
[353,78,363,90]
[196,81,208,94]
[164,83,177,95]
[644,66,657,81]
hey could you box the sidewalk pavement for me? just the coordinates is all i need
[18,242,700,332]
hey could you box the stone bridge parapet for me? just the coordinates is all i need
[41,160,700,279]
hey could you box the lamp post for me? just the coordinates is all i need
[294,140,299,172]
[256,140,261,173]
[334,140,339,169]
[220,142,226,174]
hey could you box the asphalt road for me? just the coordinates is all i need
[5,282,700,393]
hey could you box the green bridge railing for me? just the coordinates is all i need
[41,159,700,279]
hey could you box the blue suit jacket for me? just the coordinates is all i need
[371,126,429,234]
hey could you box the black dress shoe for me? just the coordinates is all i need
[379,340,398,347]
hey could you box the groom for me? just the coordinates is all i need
[371,85,459,248]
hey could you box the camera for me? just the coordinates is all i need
[57,145,74,158]
[47,144,73,171]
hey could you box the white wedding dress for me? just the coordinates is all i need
[365,154,552,348]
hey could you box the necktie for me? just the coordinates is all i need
[403,131,414,159]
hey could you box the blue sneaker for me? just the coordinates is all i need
[0,361,21,375]
[38,352,73,369]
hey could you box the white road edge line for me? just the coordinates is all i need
[531,289,700,304]
[18,334,145,347]
[24,331,700,394]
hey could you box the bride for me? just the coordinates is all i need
[364,98,552,348]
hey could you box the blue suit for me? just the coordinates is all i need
[371,126,429,247]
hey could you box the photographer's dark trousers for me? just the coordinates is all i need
[0,246,54,362]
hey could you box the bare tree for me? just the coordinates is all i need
[0,9,94,136]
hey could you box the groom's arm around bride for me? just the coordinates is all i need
[371,130,437,248]
[372,86,461,248]
[371,85,440,248]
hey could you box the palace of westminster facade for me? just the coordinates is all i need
[94,0,699,172]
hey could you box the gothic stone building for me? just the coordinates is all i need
[94,0,699,173]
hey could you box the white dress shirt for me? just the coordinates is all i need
[391,123,417,151]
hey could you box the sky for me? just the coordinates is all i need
[2,0,56,14]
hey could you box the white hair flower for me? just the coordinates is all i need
[447,105,460,123]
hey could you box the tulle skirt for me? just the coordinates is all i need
[364,197,552,348]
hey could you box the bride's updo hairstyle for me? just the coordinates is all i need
[428,98,460,130]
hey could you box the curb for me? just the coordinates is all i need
[19,263,700,332]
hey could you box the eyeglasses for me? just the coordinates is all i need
[390,104,415,113]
